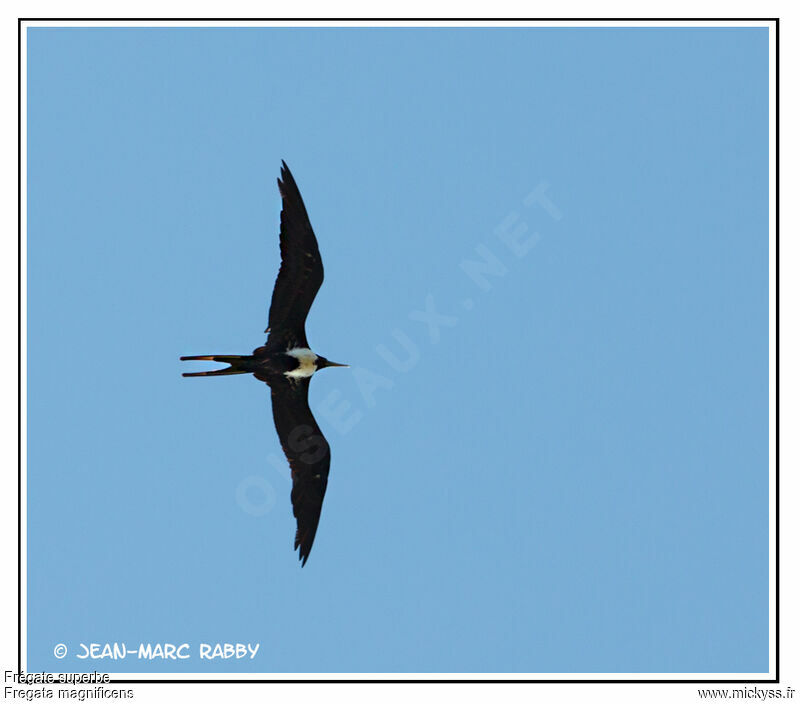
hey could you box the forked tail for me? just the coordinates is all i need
[180,355,250,377]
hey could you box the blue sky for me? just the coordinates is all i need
[26,27,768,674]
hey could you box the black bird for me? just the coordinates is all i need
[181,161,348,566]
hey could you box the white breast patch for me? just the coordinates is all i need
[284,347,318,379]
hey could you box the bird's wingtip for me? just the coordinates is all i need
[295,531,311,566]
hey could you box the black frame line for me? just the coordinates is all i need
[17,16,780,686]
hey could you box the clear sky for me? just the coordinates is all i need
[26,27,768,674]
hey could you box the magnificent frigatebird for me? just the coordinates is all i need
[181,161,347,566]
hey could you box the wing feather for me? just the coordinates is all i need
[265,161,324,351]
[267,376,330,565]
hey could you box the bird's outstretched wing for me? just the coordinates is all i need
[267,376,330,565]
[265,161,324,351]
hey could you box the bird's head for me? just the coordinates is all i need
[316,356,349,370]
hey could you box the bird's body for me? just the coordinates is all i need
[283,348,321,379]
[181,161,347,566]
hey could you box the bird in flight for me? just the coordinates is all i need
[181,161,348,566]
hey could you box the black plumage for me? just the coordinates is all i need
[181,161,347,566]
[268,379,330,564]
[264,162,325,351]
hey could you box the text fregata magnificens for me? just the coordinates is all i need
[181,161,348,566]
